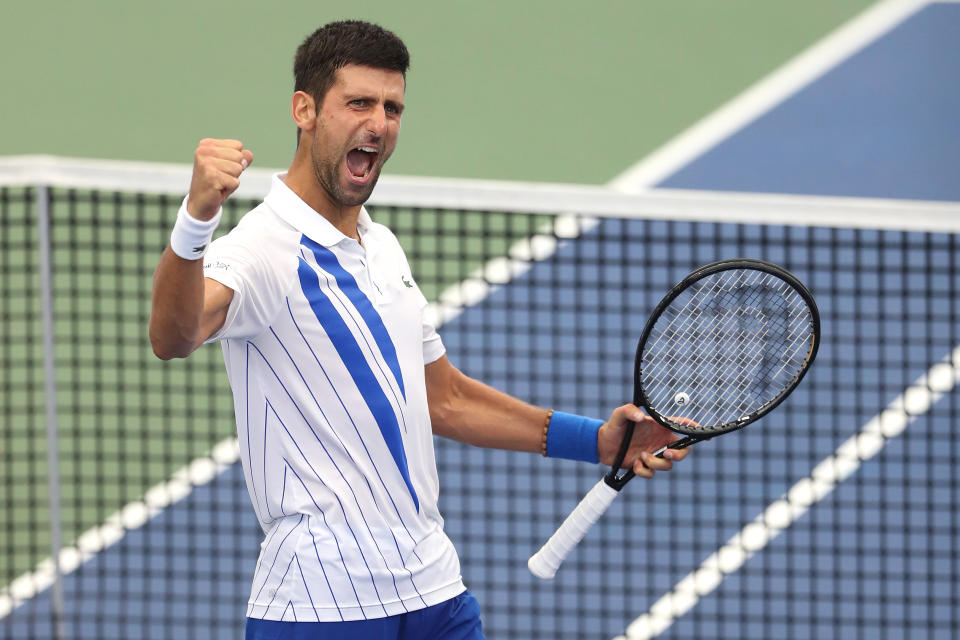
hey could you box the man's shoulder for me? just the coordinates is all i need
[213,202,298,252]
[362,214,408,254]
[204,202,302,289]
[234,201,292,235]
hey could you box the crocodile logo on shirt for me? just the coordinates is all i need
[402,276,413,288]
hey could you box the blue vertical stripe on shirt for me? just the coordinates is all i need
[296,256,420,511]
[301,236,406,400]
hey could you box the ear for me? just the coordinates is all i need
[291,91,317,133]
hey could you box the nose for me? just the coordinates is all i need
[367,106,387,137]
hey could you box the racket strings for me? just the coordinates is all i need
[645,322,799,427]
[641,269,813,431]
[652,296,804,416]
[652,293,805,396]
[646,275,797,383]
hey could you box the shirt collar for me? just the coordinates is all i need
[264,172,373,248]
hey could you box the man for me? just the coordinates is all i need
[150,20,686,640]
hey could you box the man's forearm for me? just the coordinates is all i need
[426,357,546,452]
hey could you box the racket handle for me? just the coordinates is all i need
[528,479,619,579]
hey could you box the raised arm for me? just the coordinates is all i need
[149,139,253,360]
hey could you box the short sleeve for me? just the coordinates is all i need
[421,305,446,365]
[202,210,297,342]
[403,258,446,365]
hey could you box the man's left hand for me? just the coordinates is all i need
[597,404,690,478]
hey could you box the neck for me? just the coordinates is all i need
[284,153,362,241]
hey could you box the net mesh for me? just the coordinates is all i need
[1,180,958,640]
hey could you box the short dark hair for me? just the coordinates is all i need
[294,20,410,110]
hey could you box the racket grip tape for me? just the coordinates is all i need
[527,479,619,579]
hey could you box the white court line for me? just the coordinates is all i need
[616,344,960,640]
[0,439,240,618]
[608,0,930,193]
[422,0,936,337]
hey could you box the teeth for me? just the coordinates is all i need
[356,146,377,153]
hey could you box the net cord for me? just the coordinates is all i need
[1,155,959,232]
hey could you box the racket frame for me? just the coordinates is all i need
[530,258,821,578]
[605,258,820,490]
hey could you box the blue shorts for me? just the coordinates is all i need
[245,590,484,640]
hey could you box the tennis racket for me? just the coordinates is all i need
[528,258,820,579]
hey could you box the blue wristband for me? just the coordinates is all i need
[545,411,603,463]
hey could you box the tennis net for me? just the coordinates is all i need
[2,156,958,639]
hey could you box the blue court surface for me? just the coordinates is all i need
[659,3,960,201]
[5,2,958,639]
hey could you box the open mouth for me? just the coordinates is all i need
[346,145,379,182]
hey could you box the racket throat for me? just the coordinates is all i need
[602,419,639,490]
[654,434,708,458]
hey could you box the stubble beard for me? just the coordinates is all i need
[311,130,381,209]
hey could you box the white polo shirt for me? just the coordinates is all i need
[202,174,465,622]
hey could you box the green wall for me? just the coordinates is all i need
[2,1,874,182]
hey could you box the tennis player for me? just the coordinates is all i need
[149,20,687,640]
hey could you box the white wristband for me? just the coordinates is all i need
[169,197,222,260]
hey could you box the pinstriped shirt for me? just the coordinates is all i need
[202,174,465,622]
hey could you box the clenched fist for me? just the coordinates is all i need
[187,139,255,220]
